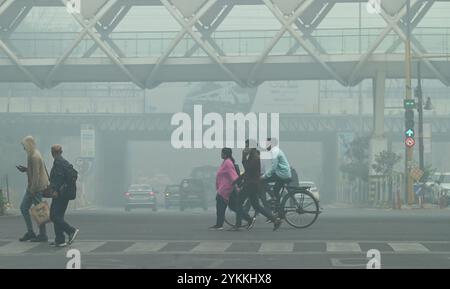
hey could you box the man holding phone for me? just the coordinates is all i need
[17,136,49,243]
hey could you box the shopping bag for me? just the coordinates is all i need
[30,201,51,226]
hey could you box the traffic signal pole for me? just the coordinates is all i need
[405,0,415,205]
[417,62,425,171]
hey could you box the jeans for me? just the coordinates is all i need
[20,190,47,236]
[234,189,253,227]
[215,194,228,227]
[50,197,75,243]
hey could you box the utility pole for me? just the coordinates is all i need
[5,175,10,204]
[405,0,415,205]
[416,62,425,171]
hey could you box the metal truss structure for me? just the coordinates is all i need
[0,0,449,88]
[2,113,450,141]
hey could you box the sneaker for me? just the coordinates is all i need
[30,234,48,243]
[265,218,272,224]
[208,225,224,231]
[246,217,257,230]
[68,229,79,245]
[19,232,36,242]
[273,218,282,231]
[49,242,67,248]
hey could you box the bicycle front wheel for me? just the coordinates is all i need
[281,190,320,229]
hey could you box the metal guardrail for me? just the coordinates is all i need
[2,27,449,58]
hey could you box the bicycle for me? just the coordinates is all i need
[225,182,321,229]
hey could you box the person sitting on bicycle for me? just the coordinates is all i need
[261,137,292,206]
[234,139,282,231]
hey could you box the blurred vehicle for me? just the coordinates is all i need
[435,173,450,207]
[164,184,181,209]
[299,181,320,201]
[124,184,157,212]
[179,178,208,211]
[190,165,217,205]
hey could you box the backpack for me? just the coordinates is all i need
[234,164,241,176]
[63,163,78,200]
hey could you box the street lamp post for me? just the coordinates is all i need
[405,0,415,205]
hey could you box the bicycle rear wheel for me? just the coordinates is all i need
[224,199,255,228]
[281,190,320,228]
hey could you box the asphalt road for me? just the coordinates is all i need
[1,207,450,269]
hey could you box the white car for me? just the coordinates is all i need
[299,181,320,201]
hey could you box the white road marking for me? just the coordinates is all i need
[124,241,168,253]
[327,242,362,253]
[259,242,294,253]
[68,241,106,253]
[0,242,41,255]
[192,242,232,252]
[388,242,430,252]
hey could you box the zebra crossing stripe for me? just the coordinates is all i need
[0,240,443,255]
[192,242,232,252]
[68,241,106,253]
[259,242,294,253]
[327,242,361,253]
[124,241,168,253]
[388,242,430,253]
[0,242,41,255]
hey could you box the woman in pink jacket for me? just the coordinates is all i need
[209,148,239,230]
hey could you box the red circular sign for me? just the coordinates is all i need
[405,137,416,148]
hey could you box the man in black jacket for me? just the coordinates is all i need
[49,144,79,247]
[234,139,281,231]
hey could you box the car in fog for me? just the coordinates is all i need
[179,178,208,211]
[299,181,320,201]
[435,173,450,207]
[164,184,181,209]
[124,184,157,212]
[190,165,217,206]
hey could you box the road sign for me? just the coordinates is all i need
[405,137,415,148]
[405,129,415,137]
[410,167,424,182]
[404,99,416,109]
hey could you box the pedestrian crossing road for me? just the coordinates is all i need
[2,240,450,256]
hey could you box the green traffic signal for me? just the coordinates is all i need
[405,129,415,137]
[404,99,416,110]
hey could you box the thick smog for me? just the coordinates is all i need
[1,0,450,274]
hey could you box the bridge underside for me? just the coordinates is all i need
[1,0,449,88]
[0,55,449,85]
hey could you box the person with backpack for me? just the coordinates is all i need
[48,144,79,247]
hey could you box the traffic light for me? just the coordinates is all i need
[404,99,416,110]
[405,109,414,130]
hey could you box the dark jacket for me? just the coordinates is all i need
[242,149,261,185]
[50,156,71,195]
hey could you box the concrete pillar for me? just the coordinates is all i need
[94,132,130,206]
[321,134,338,204]
[370,71,388,203]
